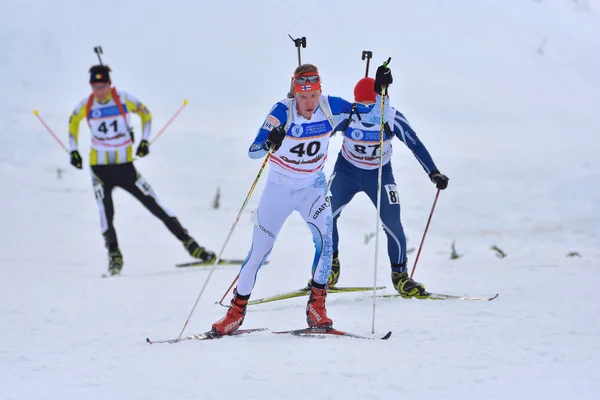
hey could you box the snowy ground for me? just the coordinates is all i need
[1,0,600,399]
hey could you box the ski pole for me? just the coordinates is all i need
[149,100,188,146]
[217,273,239,307]
[410,188,441,279]
[372,57,391,335]
[33,110,69,154]
[132,100,188,161]
[177,149,273,339]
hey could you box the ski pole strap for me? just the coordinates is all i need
[343,104,359,130]
[383,122,393,139]
[331,104,359,138]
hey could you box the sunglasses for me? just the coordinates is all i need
[91,83,109,89]
[294,75,320,84]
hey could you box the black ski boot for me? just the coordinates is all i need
[329,252,341,287]
[183,237,216,262]
[108,249,124,276]
[391,267,429,298]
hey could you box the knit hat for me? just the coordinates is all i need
[89,65,111,83]
[354,77,376,103]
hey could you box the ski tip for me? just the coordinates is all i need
[489,293,500,301]
[381,331,392,340]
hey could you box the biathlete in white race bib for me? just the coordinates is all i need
[211,62,394,336]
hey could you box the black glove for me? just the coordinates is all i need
[263,126,286,152]
[429,170,449,190]
[136,140,150,157]
[70,150,82,169]
[374,62,393,95]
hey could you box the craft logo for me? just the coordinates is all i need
[312,201,330,219]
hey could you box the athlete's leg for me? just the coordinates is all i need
[90,166,117,248]
[212,179,296,335]
[296,171,334,327]
[363,162,407,268]
[236,181,296,296]
[330,155,362,257]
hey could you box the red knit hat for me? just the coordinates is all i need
[354,77,376,103]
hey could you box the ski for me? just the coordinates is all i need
[146,327,391,344]
[146,328,268,344]
[175,259,270,268]
[273,327,392,340]
[378,292,499,301]
[247,285,387,306]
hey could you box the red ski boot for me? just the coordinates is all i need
[306,284,333,327]
[211,291,249,335]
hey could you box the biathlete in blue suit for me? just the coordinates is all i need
[328,77,449,297]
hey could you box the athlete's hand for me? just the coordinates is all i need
[429,171,449,190]
[264,126,286,153]
[136,140,150,157]
[374,61,393,95]
[70,150,83,169]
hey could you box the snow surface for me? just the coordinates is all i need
[1,0,600,399]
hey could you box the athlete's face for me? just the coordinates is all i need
[295,90,321,120]
[91,82,110,101]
